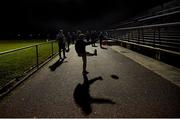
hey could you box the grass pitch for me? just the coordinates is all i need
[0,40,58,87]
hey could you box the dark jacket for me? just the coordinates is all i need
[57,33,65,46]
[75,40,92,56]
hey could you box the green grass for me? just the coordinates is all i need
[0,40,58,87]
[0,40,47,52]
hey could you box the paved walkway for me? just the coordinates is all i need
[0,45,180,117]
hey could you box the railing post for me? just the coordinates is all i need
[128,31,130,42]
[153,28,156,47]
[137,29,140,44]
[35,45,39,68]
[158,27,161,46]
[131,30,134,41]
[157,27,161,60]
[51,42,53,58]
[142,28,144,45]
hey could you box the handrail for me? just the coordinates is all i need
[110,38,180,56]
[112,7,180,29]
[107,21,180,56]
[156,6,180,14]
[0,40,56,55]
[0,39,60,91]
[106,22,180,32]
[138,10,180,22]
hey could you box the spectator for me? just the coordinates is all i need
[99,32,104,48]
[66,32,72,51]
[90,31,96,47]
[56,30,66,59]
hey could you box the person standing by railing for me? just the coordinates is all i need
[56,30,67,60]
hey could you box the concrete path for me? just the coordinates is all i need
[0,45,180,118]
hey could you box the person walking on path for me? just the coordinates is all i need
[57,30,67,60]
[71,32,75,44]
[75,33,97,74]
[90,31,97,47]
[66,31,72,52]
[99,32,104,48]
[85,30,90,42]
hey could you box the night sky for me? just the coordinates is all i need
[0,0,172,35]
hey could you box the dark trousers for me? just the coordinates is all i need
[67,40,70,51]
[91,39,96,46]
[100,39,103,48]
[58,43,66,59]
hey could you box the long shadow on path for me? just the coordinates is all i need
[49,59,67,71]
[73,74,115,115]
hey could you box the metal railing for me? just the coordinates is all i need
[156,6,180,14]
[138,10,180,22]
[0,40,58,88]
[106,22,180,56]
[115,4,180,29]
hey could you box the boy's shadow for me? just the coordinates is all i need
[73,74,115,115]
[49,59,67,71]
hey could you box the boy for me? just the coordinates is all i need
[75,34,97,74]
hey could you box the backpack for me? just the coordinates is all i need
[75,40,86,56]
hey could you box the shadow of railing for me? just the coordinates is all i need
[49,59,68,71]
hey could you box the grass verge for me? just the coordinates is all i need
[0,40,58,87]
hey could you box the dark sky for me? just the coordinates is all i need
[0,0,172,33]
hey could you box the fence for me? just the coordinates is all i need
[114,1,180,29]
[0,40,58,89]
[106,22,180,67]
[108,22,180,53]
